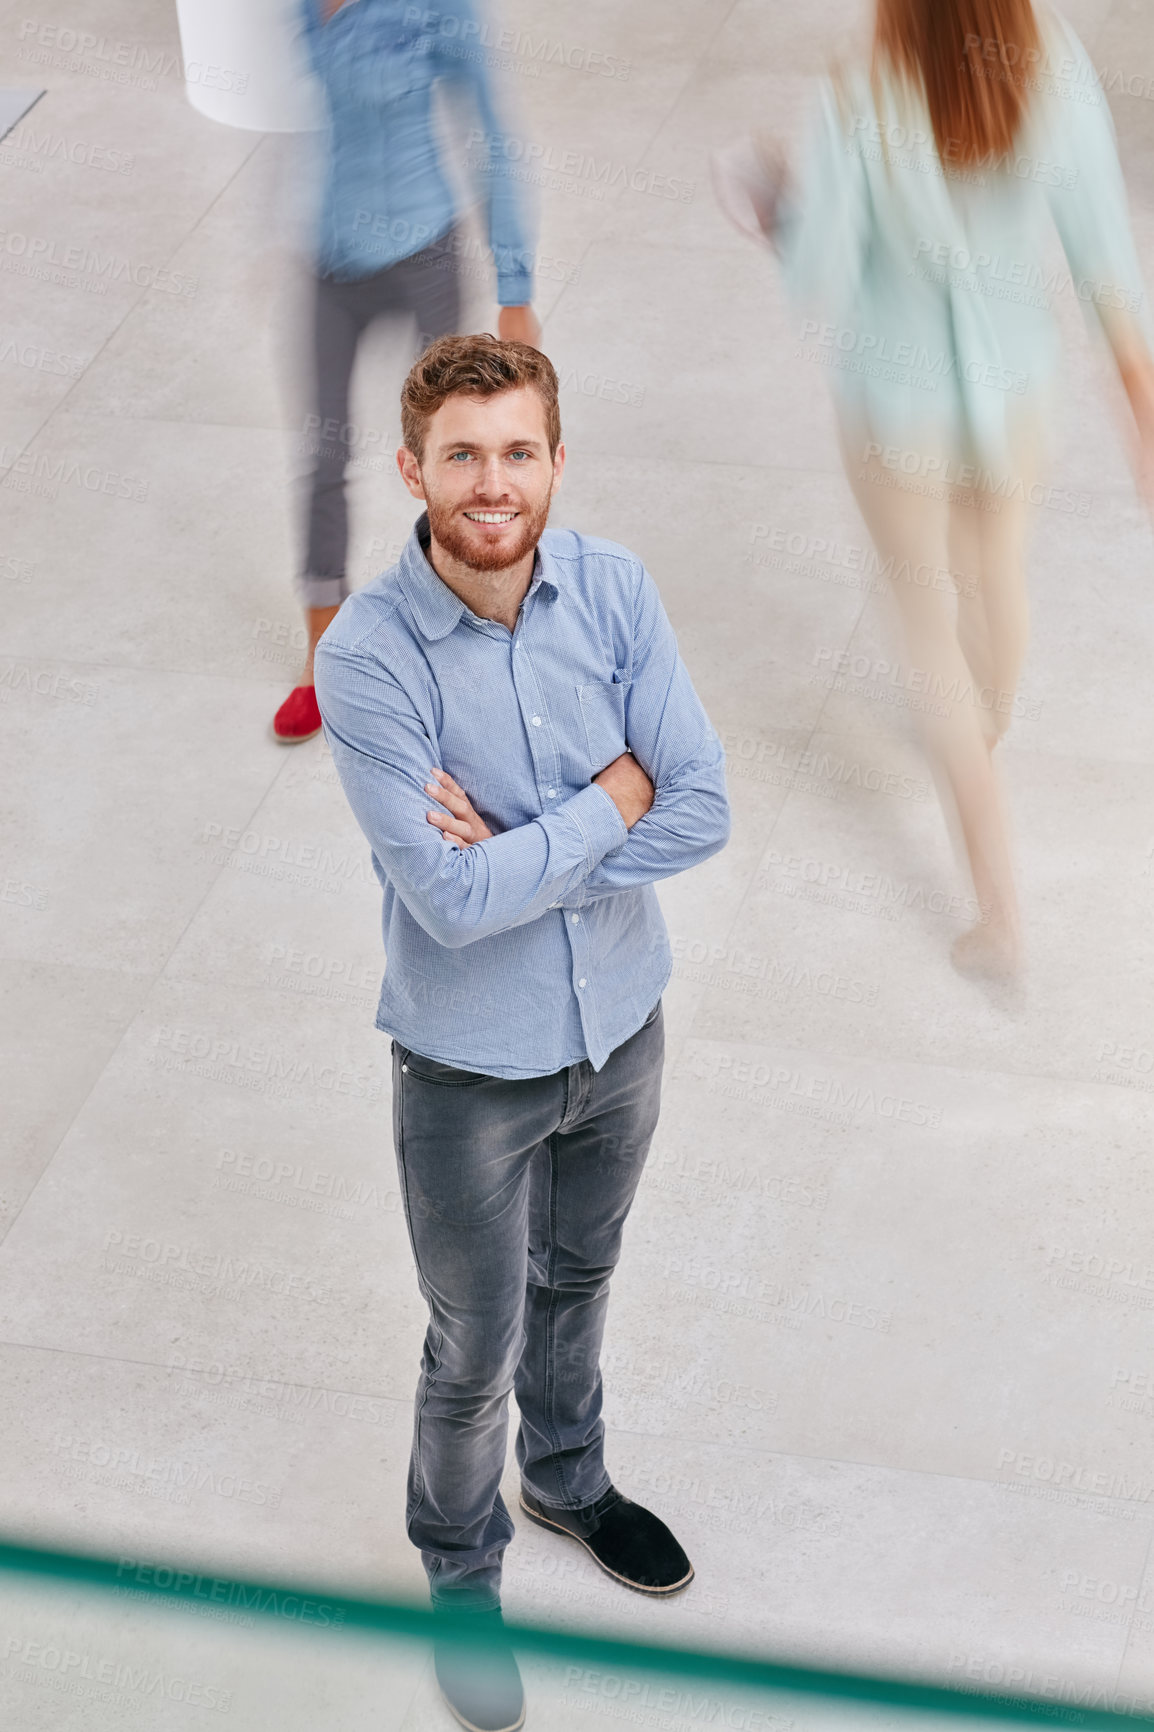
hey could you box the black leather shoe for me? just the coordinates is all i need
[433,1606,525,1732]
[519,1484,694,1595]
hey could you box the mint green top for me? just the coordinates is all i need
[778,9,1152,469]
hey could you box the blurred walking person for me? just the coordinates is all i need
[716,0,1154,979]
[273,0,540,743]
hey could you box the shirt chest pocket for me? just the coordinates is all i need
[577,676,630,774]
[331,31,431,108]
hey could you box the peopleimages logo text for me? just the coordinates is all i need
[464,130,695,201]
[403,8,631,77]
[0,229,196,293]
[115,1556,347,1625]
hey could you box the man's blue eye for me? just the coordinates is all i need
[510,451,529,461]
[449,451,471,461]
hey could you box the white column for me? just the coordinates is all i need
[174,0,323,133]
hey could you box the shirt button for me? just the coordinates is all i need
[578,978,587,988]
[547,788,556,797]
[571,913,580,924]
[531,716,542,726]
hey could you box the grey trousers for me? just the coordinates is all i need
[299,226,462,609]
[390,999,665,1609]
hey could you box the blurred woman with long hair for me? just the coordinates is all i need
[717,0,1154,980]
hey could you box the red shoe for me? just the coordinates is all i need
[272,684,322,744]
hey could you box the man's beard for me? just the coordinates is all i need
[423,486,553,573]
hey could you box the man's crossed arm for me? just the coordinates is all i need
[423,755,654,847]
[315,561,730,950]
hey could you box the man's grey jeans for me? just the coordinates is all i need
[390,999,664,1608]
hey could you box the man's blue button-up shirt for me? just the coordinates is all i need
[314,516,730,1077]
[299,0,534,301]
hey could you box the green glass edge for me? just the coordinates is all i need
[0,1536,1143,1732]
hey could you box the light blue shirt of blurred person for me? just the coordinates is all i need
[299,0,535,304]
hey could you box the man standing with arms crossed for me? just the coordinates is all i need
[315,334,730,1732]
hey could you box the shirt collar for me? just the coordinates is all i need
[394,512,559,642]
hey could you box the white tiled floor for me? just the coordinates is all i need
[2,0,1154,1725]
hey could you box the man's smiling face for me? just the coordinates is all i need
[405,385,565,574]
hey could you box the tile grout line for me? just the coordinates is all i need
[1112,1516,1154,1692]
[666,581,874,1072]
[0,115,312,1261]
[5,1320,1148,1526]
[533,0,745,369]
[0,120,269,486]
[0,742,303,1257]
[0,1334,412,1407]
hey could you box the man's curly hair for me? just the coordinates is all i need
[400,333,561,462]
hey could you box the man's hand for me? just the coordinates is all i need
[498,305,542,348]
[425,767,495,847]
[593,752,655,830]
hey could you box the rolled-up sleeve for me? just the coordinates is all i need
[316,638,627,947]
[572,563,730,905]
[437,0,535,306]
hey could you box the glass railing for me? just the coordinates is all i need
[0,1536,1146,1732]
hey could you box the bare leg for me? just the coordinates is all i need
[949,507,1001,753]
[949,424,1038,757]
[840,432,1022,976]
[301,604,341,686]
